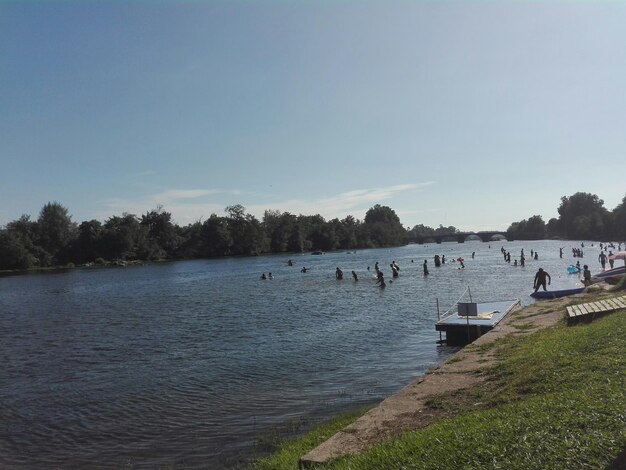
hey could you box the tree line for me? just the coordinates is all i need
[506,192,626,241]
[0,203,408,270]
[0,192,624,271]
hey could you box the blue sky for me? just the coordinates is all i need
[1,1,625,231]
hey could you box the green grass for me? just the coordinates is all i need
[255,309,626,469]
[253,408,369,470]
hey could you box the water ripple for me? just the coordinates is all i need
[0,241,586,468]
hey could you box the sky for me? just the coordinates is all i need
[1,1,625,231]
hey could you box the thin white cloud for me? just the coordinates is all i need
[246,182,435,221]
[94,182,434,225]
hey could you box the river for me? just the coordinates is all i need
[0,239,594,468]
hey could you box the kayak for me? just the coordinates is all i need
[530,287,586,300]
[567,265,581,274]
[592,265,625,280]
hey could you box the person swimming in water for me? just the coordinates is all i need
[260,273,267,280]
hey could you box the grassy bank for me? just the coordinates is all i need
[254,305,626,469]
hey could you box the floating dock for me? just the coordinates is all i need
[436,299,521,345]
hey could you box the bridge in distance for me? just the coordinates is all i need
[412,231,510,244]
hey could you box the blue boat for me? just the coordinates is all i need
[591,265,625,281]
[530,287,586,300]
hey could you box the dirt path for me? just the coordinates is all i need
[300,291,601,467]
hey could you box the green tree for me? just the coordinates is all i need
[36,202,76,264]
[507,215,546,240]
[226,205,267,256]
[299,214,337,251]
[363,205,406,247]
[140,207,180,259]
[72,220,103,263]
[263,210,299,253]
[557,192,608,239]
[0,230,35,270]
[336,215,360,249]
[101,213,141,260]
[408,224,436,242]
[546,218,561,238]
[201,214,232,257]
[610,194,626,239]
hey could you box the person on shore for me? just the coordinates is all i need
[423,260,429,275]
[335,267,343,280]
[533,268,551,292]
[583,265,592,286]
[352,270,358,281]
[599,251,607,270]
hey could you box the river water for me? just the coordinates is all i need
[0,240,595,468]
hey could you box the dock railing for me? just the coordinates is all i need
[437,286,473,323]
[436,286,474,343]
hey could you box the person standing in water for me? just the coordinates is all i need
[533,268,551,292]
[583,265,592,286]
[423,260,429,275]
[336,267,343,280]
[352,270,358,281]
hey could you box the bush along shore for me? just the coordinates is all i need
[254,289,626,470]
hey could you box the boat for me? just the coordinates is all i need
[591,265,625,281]
[435,288,521,345]
[530,287,586,300]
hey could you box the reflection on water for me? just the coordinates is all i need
[0,240,589,468]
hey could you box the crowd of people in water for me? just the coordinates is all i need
[260,241,625,293]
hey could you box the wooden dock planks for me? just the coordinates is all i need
[566,295,626,324]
